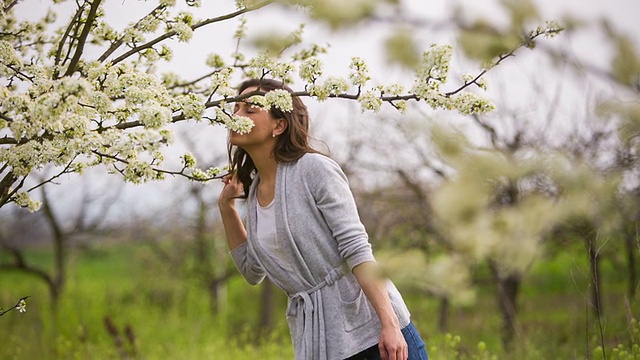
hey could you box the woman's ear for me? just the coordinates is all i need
[273,118,288,137]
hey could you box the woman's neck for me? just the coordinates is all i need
[246,147,277,183]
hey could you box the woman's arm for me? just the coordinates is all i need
[218,174,265,285]
[352,261,408,360]
[304,155,407,359]
[302,155,376,269]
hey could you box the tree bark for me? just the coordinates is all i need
[42,186,65,309]
[258,280,275,339]
[438,297,449,332]
[490,261,521,349]
[586,235,603,319]
[625,224,638,299]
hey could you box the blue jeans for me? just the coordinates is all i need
[344,322,429,360]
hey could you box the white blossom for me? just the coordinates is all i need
[452,92,495,115]
[234,18,247,39]
[172,21,193,42]
[380,83,405,96]
[248,51,276,75]
[137,15,162,33]
[0,40,22,68]
[411,44,453,98]
[224,114,255,135]
[265,89,293,113]
[122,160,157,183]
[309,76,349,101]
[122,27,144,44]
[16,299,27,313]
[271,61,296,82]
[210,68,234,97]
[175,93,205,120]
[358,90,382,112]
[182,153,196,168]
[394,100,408,113]
[92,21,118,43]
[14,192,41,212]
[159,45,173,61]
[349,57,370,87]
[206,53,225,68]
[299,57,324,83]
[139,102,172,128]
[191,168,208,181]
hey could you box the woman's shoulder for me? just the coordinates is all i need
[296,152,338,169]
[290,153,347,185]
[293,153,342,176]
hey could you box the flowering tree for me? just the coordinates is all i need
[0,0,562,212]
[353,3,640,352]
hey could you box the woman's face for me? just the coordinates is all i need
[230,86,280,149]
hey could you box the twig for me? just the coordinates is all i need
[63,0,102,77]
[0,296,30,317]
[91,150,228,181]
[110,1,273,65]
[54,2,85,78]
[97,3,166,62]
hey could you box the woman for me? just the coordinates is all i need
[218,78,429,360]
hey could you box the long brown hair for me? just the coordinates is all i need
[229,78,320,198]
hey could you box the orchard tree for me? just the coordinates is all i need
[0,0,563,213]
[0,171,121,308]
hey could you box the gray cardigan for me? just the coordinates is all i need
[230,153,411,360]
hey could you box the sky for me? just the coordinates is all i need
[5,0,640,226]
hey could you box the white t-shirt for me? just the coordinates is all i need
[256,199,294,273]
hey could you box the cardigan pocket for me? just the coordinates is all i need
[340,287,373,332]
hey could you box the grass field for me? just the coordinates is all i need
[1,240,638,359]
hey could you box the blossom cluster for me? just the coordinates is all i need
[411,44,453,99]
[214,107,254,135]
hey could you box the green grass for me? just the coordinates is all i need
[1,240,638,359]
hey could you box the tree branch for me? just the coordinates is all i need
[446,30,553,97]
[54,2,85,78]
[0,137,18,145]
[168,69,220,91]
[97,3,167,62]
[1,62,35,83]
[110,1,273,65]
[25,158,78,193]
[0,245,52,284]
[0,296,30,317]
[63,0,102,77]
[4,0,21,12]
[91,150,227,181]
[0,172,19,208]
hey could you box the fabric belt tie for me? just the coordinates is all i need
[286,265,345,359]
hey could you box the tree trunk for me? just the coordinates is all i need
[438,297,449,332]
[625,225,638,299]
[258,280,275,339]
[490,261,521,350]
[192,192,219,314]
[42,187,65,309]
[587,235,603,319]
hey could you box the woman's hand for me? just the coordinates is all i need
[352,262,408,360]
[379,323,408,360]
[217,173,249,251]
[218,173,244,209]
